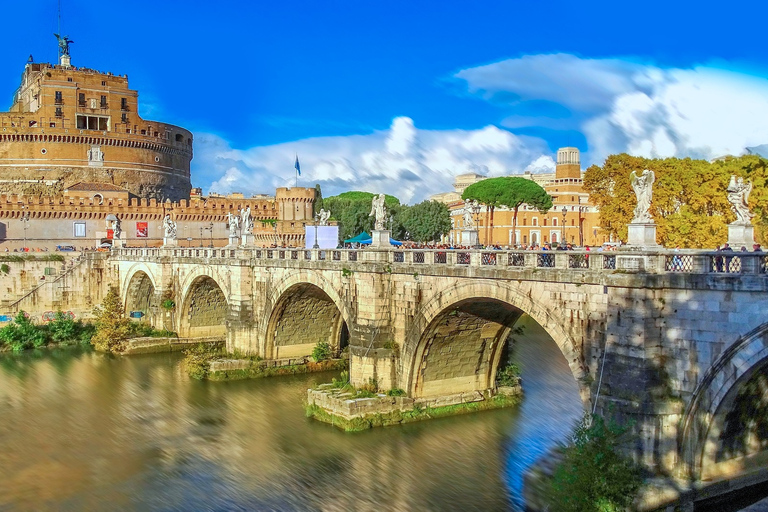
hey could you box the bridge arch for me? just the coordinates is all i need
[122,263,160,324]
[261,270,352,360]
[178,269,230,338]
[679,322,768,480]
[402,279,590,404]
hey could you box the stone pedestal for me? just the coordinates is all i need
[626,222,659,249]
[162,237,178,247]
[461,229,479,247]
[727,223,754,251]
[112,238,124,248]
[241,233,255,247]
[370,230,391,248]
[227,235,239,247]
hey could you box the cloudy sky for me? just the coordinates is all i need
[3,1,768,203]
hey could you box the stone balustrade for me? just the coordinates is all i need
[112,246,768,276]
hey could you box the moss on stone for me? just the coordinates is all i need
[305,393,521,432]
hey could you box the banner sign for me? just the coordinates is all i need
[136,222,148,238]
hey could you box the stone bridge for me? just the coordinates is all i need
[108,245,768,492]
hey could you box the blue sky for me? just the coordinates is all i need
[3,1,768,202]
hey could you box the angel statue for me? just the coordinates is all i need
[162,214,177,239]
[726,175,754,225]
[463,199,475,229]
[54,34,74,56]
[240,206,253,235]
[227,211,240,237]
[369,193,387,231]
[318,208,331,226]
[630,169,655,223]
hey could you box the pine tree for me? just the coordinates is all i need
[91,285,131,353]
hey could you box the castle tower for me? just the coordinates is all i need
[0,41,192,200]
[556,147,581,180]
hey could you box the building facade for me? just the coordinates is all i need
[443,147,606,247]
[0,51,192,201]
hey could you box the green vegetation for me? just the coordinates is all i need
[398,200,451,243]
[0,264,9,274]
[323,191,402,241]
[386,388,406,396]
[548,414,642,512]
[311,341,333,362]
[182,343,348,381]
[0,311,94,351]
[583,153,768,247]
[126,322,177,338]
[0,254,65,262]
[341,267,353,277]
[305,392,521,432]
[90,285,131,353]
[496,363,521,387]
[463,176,553,246]
[160,298,175,310]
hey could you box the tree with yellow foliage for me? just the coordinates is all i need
[584,154,767,248]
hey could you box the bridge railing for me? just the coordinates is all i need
[111,247,768,275]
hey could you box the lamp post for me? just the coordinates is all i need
[20,208,30,251]
[471,201,481,248]
[561,206,567,246]
[199,226,203,247]
[577,197,587,247]
[273,222,278,247]
[209,222,214,248]
[312,213,320,249]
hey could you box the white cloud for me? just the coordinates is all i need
[456,54,768,165]
[194,117,551,204]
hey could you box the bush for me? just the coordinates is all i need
[0,264,9,274]
[496,363,521,387]
[331,370,350,388]
[160,298,175,310]
[386,388,406,396]
[0,312,46,351]
[183,343,221,380]
[549,414,642,512]
[311,341,333,362]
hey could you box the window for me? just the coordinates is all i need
[54,91,63,104]
[101,81,106,86]
[76,114,109,130]
[100,95,107,108]
[55,107,63,118]
[532,217,538,226]
[78,93,85,106]
[120,97,128,111]
[543,219,547,226]
[74,222,86,237]
[121,113,128,124]
[553,218,558,227]
[175,133,183,142]
[67,77,73,82]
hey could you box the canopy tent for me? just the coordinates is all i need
[344,231,403,246]
[344,232,371,244]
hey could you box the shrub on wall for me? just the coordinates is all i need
[91,285,131,353]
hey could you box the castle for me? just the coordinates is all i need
[0,40,315,250]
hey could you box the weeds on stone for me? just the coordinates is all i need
[0,311,95,352]
[311,341,333,362]
[496,363,521,387]
[183,343,223,380]
[386,388,406,396]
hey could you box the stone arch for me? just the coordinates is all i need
[261,270,352,360]
[402,279,590,404]
[179,274,228,338]
[679,322,768,480]
[124,271,156,320]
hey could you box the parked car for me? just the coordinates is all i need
[56,245,76,252]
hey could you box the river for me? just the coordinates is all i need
[0,316,585,511]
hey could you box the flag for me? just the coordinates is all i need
[294,155,301,176]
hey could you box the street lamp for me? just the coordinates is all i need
[313,213,320,249]
[561,206,567,246]
[20,207,30,251]
[208,222,214,248]
[199,225,203,247]
[471,201,481,248]
[273,222,278,247]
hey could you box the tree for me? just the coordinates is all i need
[463,177,552,246]
[0,312,46,351]
[91,285,131,353]
[549,414,642,512]
[322,191,401,242]
[313,183,323,216]
[399,200,451,242]
[583,154,768,248]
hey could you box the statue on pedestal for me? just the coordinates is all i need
[630,169,655,223]
[318,209,331,226]
[227,212,240,237]
[369,193,387,231]
[726,175,754,225]
[240,206,253,235]
[463,199,475,229]
[162,214,177,239]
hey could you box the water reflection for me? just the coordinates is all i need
[0,316,583,511]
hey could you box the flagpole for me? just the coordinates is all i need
[295,153,298,188]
